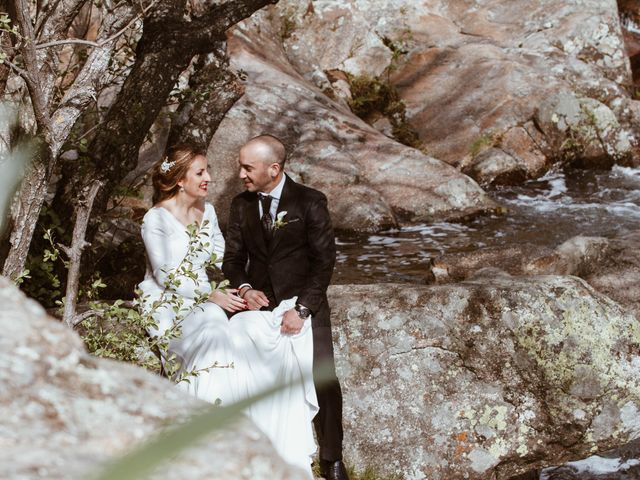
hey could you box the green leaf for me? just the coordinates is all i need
[13,269,31,285]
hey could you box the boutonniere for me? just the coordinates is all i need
[273,211,289,230]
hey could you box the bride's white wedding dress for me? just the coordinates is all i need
[138,203,318,477]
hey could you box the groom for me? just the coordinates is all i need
[223,135,349,480]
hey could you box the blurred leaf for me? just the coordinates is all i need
[0,105,32,236]
[93,362,336,480]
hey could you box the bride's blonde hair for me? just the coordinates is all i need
[152,144,207,204]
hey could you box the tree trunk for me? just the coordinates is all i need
[61,180,102,327]
[1,1,134,277]
[87,0,279,214]
[88,36,194,205]
[167,44,245,149]
[2,144,49,280]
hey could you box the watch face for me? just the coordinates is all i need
[295,306,311,318]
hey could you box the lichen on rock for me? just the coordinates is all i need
[329,275,640,479]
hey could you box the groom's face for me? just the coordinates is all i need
[238,144,280,193]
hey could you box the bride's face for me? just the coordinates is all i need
[178,155,211,198]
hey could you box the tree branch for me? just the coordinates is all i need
[168,43,244,149]
[71,299,136,327]
[35,0,160,51]
[185,0,279,49]
[62,180,103,328]
[34,38,101,49]
[197,0,279,32]
[145,0,187,25]
[0,21,13,98]
[35,0,90,40]
[11,0,52,140]
[72,308,101,327]
[2,56,29,79]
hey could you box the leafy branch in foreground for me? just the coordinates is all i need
[134,219,232,383]
[0,105,32,237]
[30,217,230,384]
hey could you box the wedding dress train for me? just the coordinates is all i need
[229,298,318,476]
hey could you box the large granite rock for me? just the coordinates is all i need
[329,275,640,480]
[0,277,307,479]
[535,91,634,168]
[525,235,613,278]
[584,230,640,322]
[221,0,639,192]
[207,6,496,232]
[434,230,640,323]
[524,230,640,321]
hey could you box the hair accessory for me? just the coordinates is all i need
[160,157,175,173]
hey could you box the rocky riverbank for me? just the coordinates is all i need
[5,223,640,479]
[9,1,640,479]
[195,0,640,233]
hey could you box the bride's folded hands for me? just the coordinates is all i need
[208,288,247,312]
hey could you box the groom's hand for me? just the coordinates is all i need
[243,289,270,310]
[281,308,304,335]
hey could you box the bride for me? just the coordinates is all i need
[137,145,318,477]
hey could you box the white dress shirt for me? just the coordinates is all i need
[239,174,287,295]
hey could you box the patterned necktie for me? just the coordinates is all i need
[259,194,273,242]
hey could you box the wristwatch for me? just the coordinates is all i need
[295,303,312,319]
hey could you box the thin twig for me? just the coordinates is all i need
[35,38,101,49]
[75,120,104,142]
[34,0,159,50]
[12,0,53,134]
[2,57,30,79]
[72,308,102,326]
[71,299,137,326]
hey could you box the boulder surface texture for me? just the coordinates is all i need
[272,0,638,170]
[208,2,497,232]
[5,267,640,480]
[329,275,640,480]
[0,277,308,480]
[207,0,640,228]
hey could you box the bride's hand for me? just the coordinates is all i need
[208,289,247,313]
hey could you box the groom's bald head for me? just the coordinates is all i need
[238,134,287,193]
[242,134,287,168]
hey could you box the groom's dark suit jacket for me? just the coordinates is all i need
[223,175,344,461]
[222,175,336,327]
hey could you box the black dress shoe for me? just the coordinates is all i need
[319,460,350,480]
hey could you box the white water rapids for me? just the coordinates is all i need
[334,166,640,283]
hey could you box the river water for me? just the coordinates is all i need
[333,165,640,284]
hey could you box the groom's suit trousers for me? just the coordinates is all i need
[312,324,345,461]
